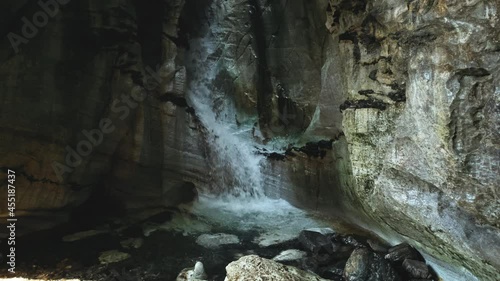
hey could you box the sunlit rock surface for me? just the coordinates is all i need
[224,255,329,281]
[272,249,307,262]
[327,0,500,280]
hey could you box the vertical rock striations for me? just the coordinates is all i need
[0,0,210,233]
[325,0,500,280]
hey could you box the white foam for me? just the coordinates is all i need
[186,20,265,197]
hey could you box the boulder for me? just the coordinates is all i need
[367,239,389,253]
[331,243,355,260]
[224,255,329,281]
[318,260,346,281]
[298,229,334,254]
[272,249,307,262]
[176,261,208,281]
[344,248,400,281]
[402,259,433,279]
[98,250,131,265]
[338,235,367,249]
[385,243,424,263]
[196,233,240,249]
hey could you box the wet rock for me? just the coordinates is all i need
[318,260,346,281]
[313,252,335,266]
[253,232,297,247]
[307,227,336,235]
[330,243,355,260]
[256,148,287,161]
[62,229,108,242]
[267,152,286,161]
[344,248,400,281]
[143,211,212,237]
[402,259,433,279]
[339,235,367,248]
[385,243,424,263]
[272,249,307,262]
[196,233,240,249]
[120,238,144,249]
[367,239,389,253]
[296,141,334,158]
[225,255,329,281]
[176,261,208,281]
[301,257,319,272]
[193,262,208,280]
[299,228,334,253]
[98,250,131,265]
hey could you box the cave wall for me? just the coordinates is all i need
[0,0,210,234]
[325,0,500,280]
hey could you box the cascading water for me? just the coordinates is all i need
[184,10,265,198]
[178,0,334,245]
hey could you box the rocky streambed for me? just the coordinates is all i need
[0,197,441,281]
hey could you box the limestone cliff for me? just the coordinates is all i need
[327,0,500,279]
[0,0,210,233]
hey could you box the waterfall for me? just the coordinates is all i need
[185,28,265,198]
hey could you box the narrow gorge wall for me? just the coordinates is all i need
[0,0,210,233]
[325,0,500,280]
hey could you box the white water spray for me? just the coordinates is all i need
[185,25,265,198]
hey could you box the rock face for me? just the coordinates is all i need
[179,0,332,138]
[344,248,400,281]
[207,0,500,279]
[224,255,329,281]
[326,1,500,280]
[0,0,210,233]
[198,1,500,278]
